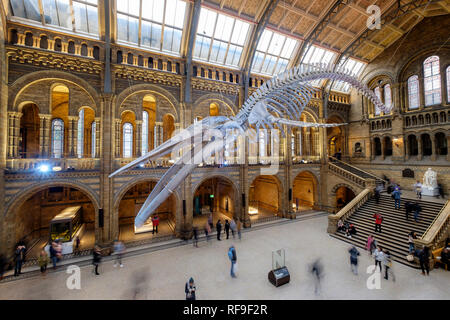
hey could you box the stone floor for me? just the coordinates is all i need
[1,215,448,300]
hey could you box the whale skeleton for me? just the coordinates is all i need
[109,63,386,228]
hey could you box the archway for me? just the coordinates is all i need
[327,115,345,157]
[118,181,177,242]
[19,103,40,158]
[435,132,447,156]
[408,135,418,156]
[421,133,432,156]
[292,171,318,212]
[335,186,356,210]
[374,137,382,156]
[384,137,393,157]
[193,176,237,229]
[12,186,96,259]
[249,175,282,220]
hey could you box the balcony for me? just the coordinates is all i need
[6,158,100,172]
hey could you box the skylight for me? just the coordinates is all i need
[331,58,366,93]
[9,0,99,36]
[251,29,298,76]
[117,0,186,54]
[193,7,250,68]
[300,44,337,87]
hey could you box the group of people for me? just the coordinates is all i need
[203,214,242,243]
[337,219,357,238]
[405,201,422,222]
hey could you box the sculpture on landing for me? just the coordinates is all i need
[422,168,439,196]
[110,63,387,228]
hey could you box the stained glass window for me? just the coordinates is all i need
[52,118,64,158]
[407,75,419,109]
[384,84,392,111]
[423,56,441,106]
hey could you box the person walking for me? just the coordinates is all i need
[348,246,360,275]
[413,202,422,223]
[310,259,323,296]
[14,244,25,276]
[50,241,58,270]
[0,254,6,281]
[405,201,412,220]
[418,246,430,276]
[392,188,402,210]
[185,277,196,300]
[373,212,383,233]
[228,246,237,278]
[237,219,242,240]
[408,231,416,254]
[374,188,380,204]
[152,214,160,234]
[373,246,384,273]
[366,235,375,256]
[230,219,237,239]
[204,222,211,242]
[224,220,230,240]
[413,181,422,199]
[38,249,50,275]
[93,245,102,275]
[216,220,222,241]
[383,250,395,281]
[113,240,125,267]
[208,214,213,230]
[192,227,198,247]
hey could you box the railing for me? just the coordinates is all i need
[115,158,173,169]
[6,158,100,172]
[329,156,387,184]
[21,248,93,268]
[328,162,368,188]
[414,200,450,250]
[327,188,372,233]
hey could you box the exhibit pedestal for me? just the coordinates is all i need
[422,187,439,197]
[268,267,290,287]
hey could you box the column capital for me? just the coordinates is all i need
[68,116,79,121]
[38,113,52,120]
[8,111,22,118]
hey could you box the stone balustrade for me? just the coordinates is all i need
[6,158,100,172]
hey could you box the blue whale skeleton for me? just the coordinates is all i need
[110,63,387,228]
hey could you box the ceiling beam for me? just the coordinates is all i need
[241,0,279,100]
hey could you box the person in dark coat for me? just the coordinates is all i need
[216,220,222,241]
[418,246,430,276]
[413,202,422,222]
[405,201,412,220]
[348,246,360,275]
[185,278,196,300]
[14,245,25,276]
[50,241,58,269]
[192,227,198,247]
[0,254,6,280]
[374,188,380,204]
[224,220,230,240]
[92,246,102,275]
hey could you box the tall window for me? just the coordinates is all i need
[9,0,99,36]
[384,84,392,111]
[52,118,64,158]
[117,0,186,54]
[252,29,298,76]
[259,130,266,158]
[194,8,250,67]
[447,66,450,103]
[300,44,336,87]
[423,56,441,106]
[331,58,366,92]
[123,123,133,158]
[408,75,420,109]
[77,109,84,158]
[91,121,96,157]
[374,87,382,115]
[142,111,148,154]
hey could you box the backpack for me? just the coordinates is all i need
[228,249,233,261]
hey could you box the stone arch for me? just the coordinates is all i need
[248,174,283,216]
[292,170,319,211]
[331,183,358,196]
[4,179,100,218]
[9,70,101,113]
[193,174,239,197]
[115,84,180,120]
[193,93,238,117]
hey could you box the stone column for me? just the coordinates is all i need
[17,33,26,45]
[32,36,40,48]
[48,39,55,51]
[404,136,410,161]
[135,120,142,157]
[94,117,101,158]
[38,114,52,158]
[7,112,22,158]
[154,122,162,148]
[447,136,450,162]
[371,138,376,160]
[115,119,121,157]
[381,138,385,160]
[68,116,78,158]
[431,135,437,161]
[417,136,423,161]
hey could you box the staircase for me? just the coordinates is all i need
[330,194,445,267]
[329,157,386,188]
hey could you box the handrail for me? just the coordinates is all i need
[415,200,450,250]
[328,161,368,188]
[329,156,388,184]
[327,188,372,233]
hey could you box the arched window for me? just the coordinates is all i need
[259,130,266,158]
[52,119,64,158]
[384,84,392,111]
[374,87,381,115]
[77,109,84,158]
[291,132,295,157]
[91,121,96,158]
[423,56,441,106]
[447,66,450,103]
[142,111,148,154]
[407,75,419,109]
[123,123,133,158]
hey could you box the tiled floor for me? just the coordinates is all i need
[1,215,448,300]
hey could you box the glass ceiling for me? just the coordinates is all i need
[251,29,298,76]
[331,58,366,92]
[193,7,250,68]
[9,0,99,36]
[117,0,186,54]
[300,44,337,87]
